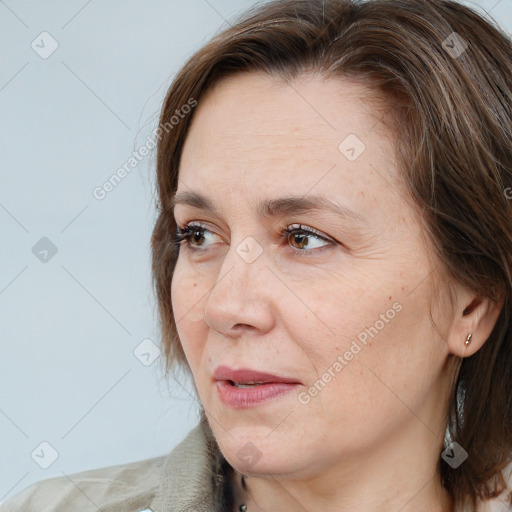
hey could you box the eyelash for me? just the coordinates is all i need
[172,222,336,257]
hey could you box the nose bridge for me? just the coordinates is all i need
[203,235,272,335]
[220,233,266,287]
[210,235,265,305]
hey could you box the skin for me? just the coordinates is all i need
[170,71,503,512]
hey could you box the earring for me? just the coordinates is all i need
[464,333,472,347]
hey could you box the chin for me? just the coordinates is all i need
[214,429,306,477]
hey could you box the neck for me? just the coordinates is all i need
[232,473,454,512]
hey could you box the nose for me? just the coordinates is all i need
[202,240,275,338]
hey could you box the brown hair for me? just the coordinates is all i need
[151,0,512,507]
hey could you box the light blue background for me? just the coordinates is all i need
[1,0,511,503]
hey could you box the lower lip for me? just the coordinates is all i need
[216,380,300,409]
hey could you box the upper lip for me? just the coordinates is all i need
[213,365,302,385]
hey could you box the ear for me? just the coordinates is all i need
[446,286,505,357]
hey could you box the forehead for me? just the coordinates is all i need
[182,71,388,155]
[177,71,401,217]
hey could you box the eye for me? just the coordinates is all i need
[172,221,336,256]
[282,224,335,255]
[172,222,221,249]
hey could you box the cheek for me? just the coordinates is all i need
[171,263,210,365]
[285,266,397,362]
[291,263,433,392]
[304,286,439,433]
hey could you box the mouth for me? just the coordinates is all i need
[213,366,302,408]
[213,365,302,386]
[228,380,271,388]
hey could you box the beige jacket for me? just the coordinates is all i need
[2,419,511,512]
[1,419,226,512]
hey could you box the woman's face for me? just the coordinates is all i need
[171,71,454,478]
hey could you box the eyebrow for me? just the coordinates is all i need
[171,191,366,224]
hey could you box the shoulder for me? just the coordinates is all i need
[0,454,166,512]
[1,421,228,512]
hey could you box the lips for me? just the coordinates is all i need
[213,365,302,385]
[213,365,302,409]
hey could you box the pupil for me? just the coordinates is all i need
[193,231,204,244]
[293,233,308,249]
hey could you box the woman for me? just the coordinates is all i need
[3,0,512,511]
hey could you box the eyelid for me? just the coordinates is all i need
[176,220,223,238]
[177,220,215,231]
[285,223,335,243]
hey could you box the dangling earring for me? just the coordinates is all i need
[464,333,472,347]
